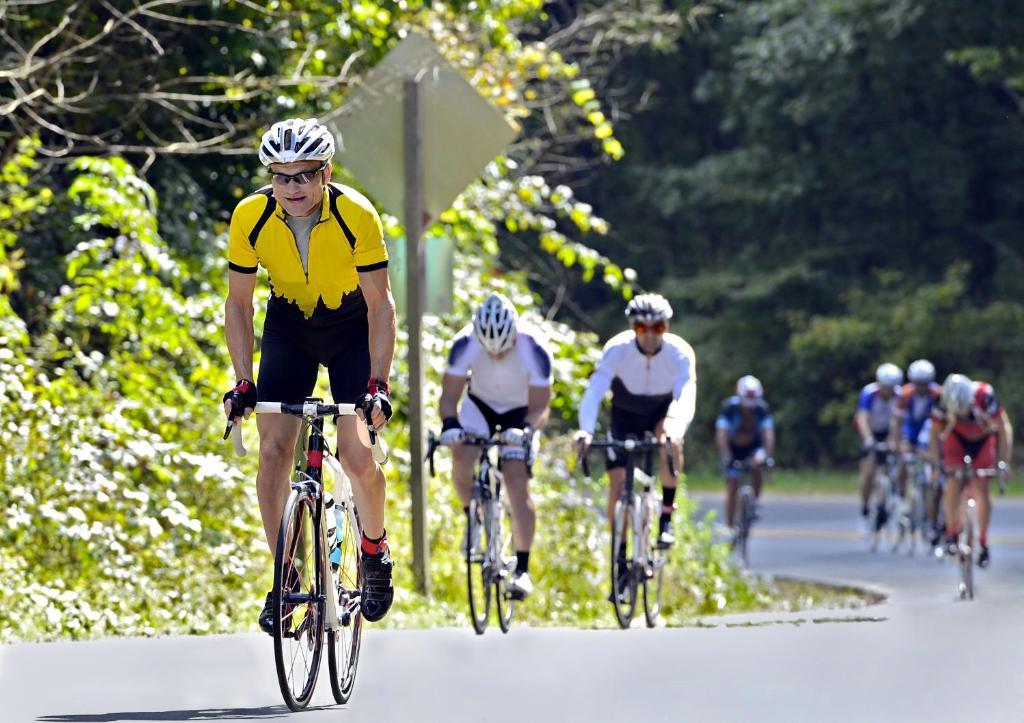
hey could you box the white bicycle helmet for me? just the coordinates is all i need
[941,373,974,417]
[907,358,936,384]
[876,362,903,387]
[473,293,518,354]
[625,293,673,324]
[736,375,764,405]
[258,118,336,166]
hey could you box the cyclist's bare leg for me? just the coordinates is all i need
[607,466,627,535]
[858,456,877,512]
[502,459,535,551]
[896,439,913,497]
[944,471,963,537]
[752,467,764,498]
[336,416,386,540]
[724,476,738,527]
[256,414,302,553]
[451,444,476,508]
[976,478,992,544]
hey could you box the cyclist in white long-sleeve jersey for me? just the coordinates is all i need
[438,293,553,599]
[576,293,697,548]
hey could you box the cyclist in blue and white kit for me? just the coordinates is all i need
[855,362,903,533]
[716,375,775,532]
[438,293,553,599]
[893,359,943,543]
[576,293,697,549]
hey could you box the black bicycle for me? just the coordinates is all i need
[726,458,771,568]
[580,434,674,629]
[427,431,520,635]
[231,399,387,710]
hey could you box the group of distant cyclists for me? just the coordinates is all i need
[856,361,1013,567]
[220,118,1013,633]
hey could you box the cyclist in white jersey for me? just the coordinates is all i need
[438,293,553,599]
[576,293,697,549]
[855,362,903,534]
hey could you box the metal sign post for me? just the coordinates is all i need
[403,76,430,595]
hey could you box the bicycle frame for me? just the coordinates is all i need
[231,399,381,709]
[581,433,674,629]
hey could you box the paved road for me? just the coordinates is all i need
[3,493,1023,722]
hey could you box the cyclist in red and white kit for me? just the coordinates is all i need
[930,373,1013,568]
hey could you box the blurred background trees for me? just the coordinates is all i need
[1,0,1020,638]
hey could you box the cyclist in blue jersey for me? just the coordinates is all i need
[892,359,942,540]
[715,375,775,532]
[855,363,903,534]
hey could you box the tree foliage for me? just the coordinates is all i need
[579,0,1024,464]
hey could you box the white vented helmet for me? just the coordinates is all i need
[736,375,764,404]
[907,359,936,384]
[625,293,673,323]
[941,373,974,417]
[258,118,335,167]
[876,362,903,387]
[473,293,518,354]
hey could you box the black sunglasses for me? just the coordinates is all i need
[269,163,327,186]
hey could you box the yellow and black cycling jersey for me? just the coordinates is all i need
[228,182,387,318]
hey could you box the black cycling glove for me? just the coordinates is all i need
[223,379,257,422]
[361,377,393,424]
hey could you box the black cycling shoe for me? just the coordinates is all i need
[608,560,631,602]
[656,517,675,549]
[258,591,274,635]
[360,549,395,622]
[977,545,990,568]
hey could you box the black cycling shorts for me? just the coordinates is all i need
[606,401,670,471]
[729,439,763,462]
[257,293,370,405]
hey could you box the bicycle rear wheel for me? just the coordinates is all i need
[610,497,638,629]
[466,496,491,634]
[494,497,515,634]
[273,489,325,711]
[328,495,363,704]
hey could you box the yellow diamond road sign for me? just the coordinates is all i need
[331,32,519,226]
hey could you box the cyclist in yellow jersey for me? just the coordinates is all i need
[222,118,397,631]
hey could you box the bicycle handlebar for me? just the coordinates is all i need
[424,430,527,477]
[578,436,675,479]
[230,401,387,464]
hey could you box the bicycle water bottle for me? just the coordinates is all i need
[325,493,342,571]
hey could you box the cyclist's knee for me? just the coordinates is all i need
[339,446,378,482]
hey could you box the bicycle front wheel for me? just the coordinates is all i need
[466,496,491,634]
[610,497,638,629]
[328,495,363,704]
[273,489,325,711]
[642,505,665,628]
[733,490,751,568]
[494,497,515,634]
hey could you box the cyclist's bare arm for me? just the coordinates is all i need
[224,270,257,418]
[526,385,551,430]
[715,427,730,460]
[996,412,1013,467]
[439,373,467,421]
[854,409,872,442]
[929,419,942,476]
[358,266,397,387]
